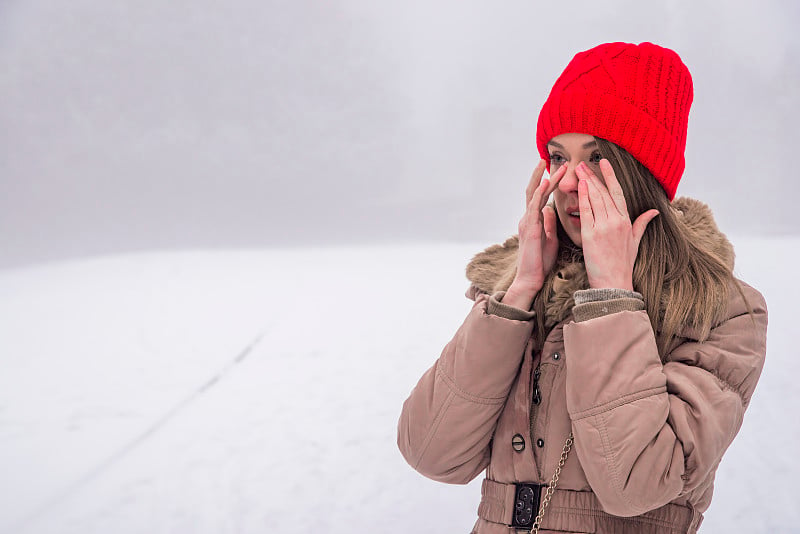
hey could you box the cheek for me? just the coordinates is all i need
[553,193,568,218]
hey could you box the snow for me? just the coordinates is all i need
[0,239,797,533]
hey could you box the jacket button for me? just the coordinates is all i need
[512,434,526,452]
[536,438,545,448]
[552,352,560,360]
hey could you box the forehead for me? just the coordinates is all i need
[547,132,596,149]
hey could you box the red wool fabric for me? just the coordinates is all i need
[536,41,694,201]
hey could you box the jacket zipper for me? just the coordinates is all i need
[530,362,542,480]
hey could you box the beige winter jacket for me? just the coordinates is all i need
[397,197,768,533]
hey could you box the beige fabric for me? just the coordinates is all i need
[488,290,537,322]
[397,196,768,533]
[573,287,643,304]
[572,296,646,322]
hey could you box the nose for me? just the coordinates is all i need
[558,162,579,193]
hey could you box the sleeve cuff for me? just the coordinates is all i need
[572,288,645,322]
[487,290,536,321]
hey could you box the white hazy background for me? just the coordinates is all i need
[1,0,798,268]
[1,1,798,533]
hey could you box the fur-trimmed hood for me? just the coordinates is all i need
[464,196,736,330]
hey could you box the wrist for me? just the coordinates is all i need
[506,284,541,303]
[588,277,634,292]
[508,277,542,295]
[502,283,539,312]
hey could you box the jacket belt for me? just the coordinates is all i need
[478,478,704,533]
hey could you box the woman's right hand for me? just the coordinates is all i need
[512,159,567,294]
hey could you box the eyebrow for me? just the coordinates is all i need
[547,140,598,149]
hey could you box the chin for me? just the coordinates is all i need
[557,217,582,247]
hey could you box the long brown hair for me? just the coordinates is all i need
[531,137,751,357]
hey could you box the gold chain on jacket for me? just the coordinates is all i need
[531,431,574,533]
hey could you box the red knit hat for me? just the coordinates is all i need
[536,42,693,201]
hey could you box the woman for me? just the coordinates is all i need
[397,42,768,533]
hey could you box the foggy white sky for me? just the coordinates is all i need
[1,0,797,269]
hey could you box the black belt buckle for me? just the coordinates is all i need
[511,482,544,529]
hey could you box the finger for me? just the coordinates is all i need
[578,171,608,223]
[542,204,559,257]
[577,165,608,220]
[542,204,556,240]
[578,176,595,228]
[533,164,567,220]
[526,160,546,202]
[632,209,660,245]
[527,176,550,225]
[526,159,547,207]
[543,162,568,200]
[599,158,628,216]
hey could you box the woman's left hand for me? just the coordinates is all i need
[575,159,660,291]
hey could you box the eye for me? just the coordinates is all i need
[549,153,565,165]
[588,151,602,164]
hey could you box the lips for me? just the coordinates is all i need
[563,205,581,225]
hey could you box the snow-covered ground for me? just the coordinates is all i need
[0,238,796,533]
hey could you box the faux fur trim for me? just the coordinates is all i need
[464,196,735,327]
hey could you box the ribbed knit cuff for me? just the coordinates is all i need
[574,288,643,304]
[487,290,536,322]
[572,288,645,322]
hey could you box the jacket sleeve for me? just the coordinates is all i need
[563,282,768,517]
[396,285,535,484]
